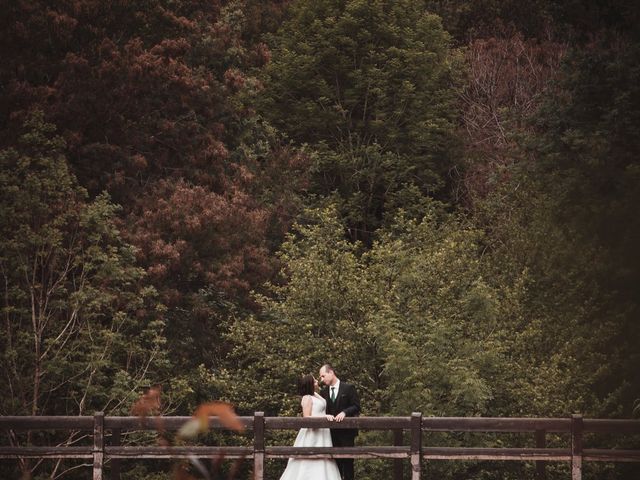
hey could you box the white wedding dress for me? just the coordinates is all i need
[279,394,342,480]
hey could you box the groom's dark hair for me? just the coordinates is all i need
[297,374,315,396]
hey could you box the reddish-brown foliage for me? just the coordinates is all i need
[193,402,244,432]
[131,385,162,417]
[458,33,567,205]
[127,179,272,305]
[1,0,307,316]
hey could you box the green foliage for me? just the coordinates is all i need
[217,206,371,415]
[0,113,174,477]
[0,112,166,415]
[2,1,639,479]
[423,0,640,44]
[1,0,307,326]
[424,0,554,42]
[367,210,510,416]
[260,0,462,240]
[214,204,533,478]
[218,204,519,419]
[466,34,640,424]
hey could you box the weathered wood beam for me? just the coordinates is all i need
[393,428,404,480]
[421,417,570,432]
[583,449,640,462]
[265,446,409,459]
[104,416,254,431]
[0,416,93,429]
[411,412,422,480]
[265,416,412,429]
[423,447,571,461]
[92,412,104,480]
[571,414,583,480]
[0,446,92,458]
[253,411,265,480]
[105,446,252,459]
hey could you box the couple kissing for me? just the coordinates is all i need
[279,363,360,480]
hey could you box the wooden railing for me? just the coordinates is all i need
[1,413,639,479]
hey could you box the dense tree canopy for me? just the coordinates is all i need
[0,113,174,478]
[1,0,639,479]
[218,204,515,417]
[260,0,462,242]
[1,0,304,301]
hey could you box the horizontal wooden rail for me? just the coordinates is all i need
[422,447,571,461]
[1,414,637,435]
[5,415,637,433]
[421,417,571,432]
[583,449,640,462]
[0,446,93,459]
[0,416,94,430]
[104,416,256,430]
[265,416,412,429]
[2,413,639,480]
[265,445,410,459]
[106,446,252,459]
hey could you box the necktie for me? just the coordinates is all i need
[330,387,336,402]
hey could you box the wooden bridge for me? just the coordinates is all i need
[1,413,639,479]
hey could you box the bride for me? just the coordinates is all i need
[279,374,342,480]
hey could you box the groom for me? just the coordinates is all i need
[319,363,360,480]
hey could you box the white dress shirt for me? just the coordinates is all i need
[330,380,340,401]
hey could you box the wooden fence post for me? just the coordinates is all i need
[93,412,104,480]
[254,412,265,480]
[535,429,546,480]
[571,414,583,480]
[410,412,422,480]
[393,429,404,480]
[111,427,121,480]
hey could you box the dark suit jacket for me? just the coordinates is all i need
[321,381,360,440]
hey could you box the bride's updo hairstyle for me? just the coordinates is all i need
[297,374,315,396]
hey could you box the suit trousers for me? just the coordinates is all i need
[331,432,355,480]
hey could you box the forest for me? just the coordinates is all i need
[1,0,639,479]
